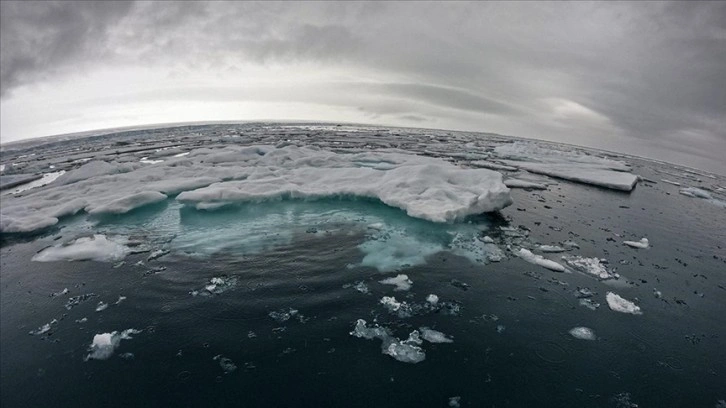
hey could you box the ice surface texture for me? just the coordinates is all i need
[32,235,130,262]
[494,142,639,191]
[85,329,141,361]
[0,145,512,233]
[606,292,642,315]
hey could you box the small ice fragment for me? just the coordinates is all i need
[380,296,413,318]
[517,248,565,272]
[653,288,662,299]
[115,296,127,305]
[379,274,412,291]
[213,355,237,374]
[95,302,108,312]
[623,238,649,249]
[50,288,69,297]
[606,292,642,315]
[29,319,57,336]
[449,396,462,407]
[269,308,299,323]
[496,325,505,333]
[426,294,439,305]
[483,236,495,244]
[76,317,88,324]
[661,179,681,186]
[539,245,566,253]
[85,329,141,361]
[420,327,453,343]
[562,240,580,249]
[579,299,600,310]
[562,255,617,280]
[147,249,169,261]
[353,281,369,294]
[569,327,597,340]
[384,331,426,364]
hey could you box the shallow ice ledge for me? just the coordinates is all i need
[1,145,512,233]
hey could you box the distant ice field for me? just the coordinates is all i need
[1,123,725,408]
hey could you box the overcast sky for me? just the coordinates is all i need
[1,1,724,173]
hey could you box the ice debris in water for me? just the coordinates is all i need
[517,248,565,272]
[380,296,413,318]
[503,178,548,189]
[449,233,505,263]
[420,327,454,343]
[190,276,237,296]
[611,392,639,408]
[562,255,618,280]
[343,281,370,294]
[29,319,58,335]
[426,294,439,305]
[679,187,726,208]
[147,249,169,261]
[350,319,426,364]
[50,288,69,297]
[606,292,642,315]
[115,296,126,305]
[32,235,130,262]
[448,396,462,407]
[562,240,580,249]
[379,274,413,291]
[569,327,597,340]
[539,245,566,253]
[65,293,97,310]
[269,308,306,323]
[95,302,108,312]
[579,298,600,310]
[623,238,649,249]
[213,355,237,374]
[85,329,141,361]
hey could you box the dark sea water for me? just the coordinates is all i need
[1,124,725,407]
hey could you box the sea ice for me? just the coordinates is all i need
[379,274,413,291]
[539,245,566,253]
[380,296,413,318]
[623,238,649,249]
[562,255,618,280]
[426,294,439,305]
[569,327,597,340]
[517,248,565,272]
[85,329,141,361]
[213,355,237,374]
[606,292,642,315]
[504,178,548,189]
[359,229,443,272]
[95,302,108,312]
[190,276,237,296]
[420,327,454,343]
[87,191,167,215]
[32,235,130,262]
[349,319,426,363]
[679,187,726,208]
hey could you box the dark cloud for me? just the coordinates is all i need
[1,1,724,172]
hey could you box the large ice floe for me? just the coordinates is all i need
[0,145,512,233]
[493,142,639,191]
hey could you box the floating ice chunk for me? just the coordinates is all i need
[426,294,439,305]
[95,302,108,312]
[623,238,649,249]
[29,319,58,335]
[504,179,547,189]
[349,319,426,363]
[50,288,69,297]
[517,248,565,272]
[379,274,413,291]
[269,308,300,323]
[539,245,566,253]
[85,329,141,361]
[562,255,617,280]
[115,296,127,305]
[579,298,600,310]
[502,163,639,191]
[32,235,130,262]
[380,296,413,318]
[190,276,237,296]
[562,240,580,249]
[353,281,369,294]
[213,355,237,374]
[448,396,462,408]
[606,292,642,315]
[87,191,167,215]
[679,187,726,208]
[569,327,597,340]
[661,179,681,186]
[420,327,453,343]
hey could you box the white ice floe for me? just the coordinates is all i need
[190,276,238,296]
[379,274,413,291]
[517,248,565,272]
[679,187,726,208]
[494,142,638,191]
[539,245,566,253]
[420,327,454,343]
[623,238,649,249]
[85,329,141,361]
[569,327,597,340]
[606,292,642,315]
[32,234,130,262]
[95,302,108,312]
[426,294,439,305]
[562,255,618,280]
[380,296,413,318]
[504,178,548,189]
[350,319,426,363]
[29,319,58,335]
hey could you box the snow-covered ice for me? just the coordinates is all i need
[569,327,597,340]
[420,327,454,343]
[32,235,130,262]
[85,329,141,361]
[623,238,649,249]
[606,292,642,315]
[517,248,565,272]
[494,142,638,191]
[379,274,413,291]
[562,255,618,280]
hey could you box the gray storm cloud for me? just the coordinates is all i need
[1,1,724,173]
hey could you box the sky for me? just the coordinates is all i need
[1,1,725,174]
